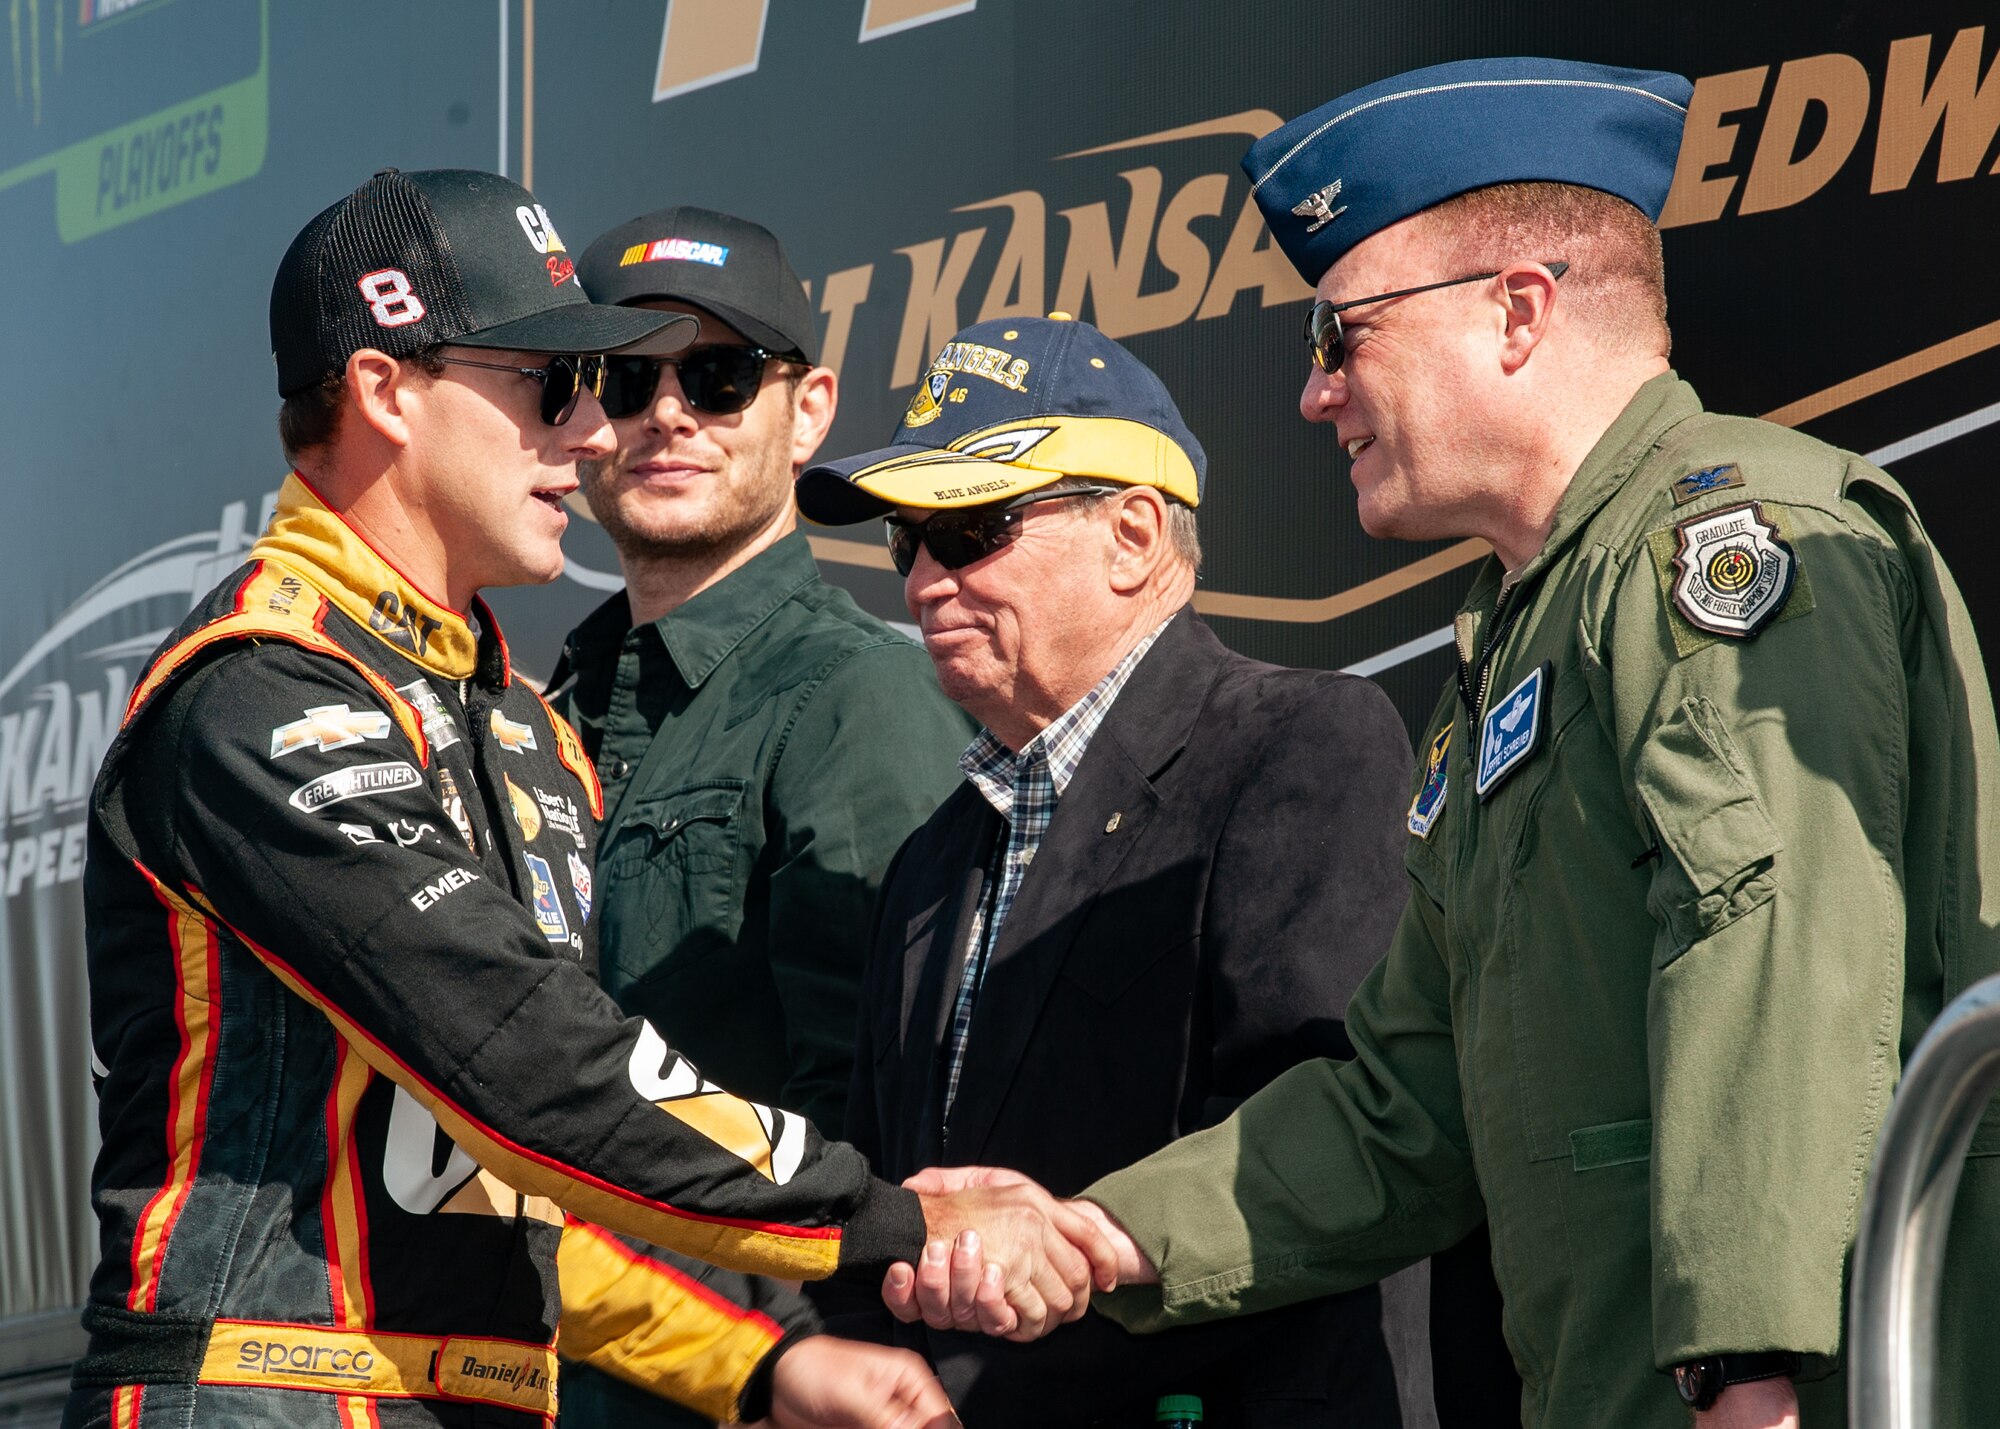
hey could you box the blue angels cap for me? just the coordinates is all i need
[1244,58,1693,285]
[795,314,1206,525]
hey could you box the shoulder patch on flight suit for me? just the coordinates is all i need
[1648,501,1815,658]
[1408,722,1451,837]
[1670,462,1744,505]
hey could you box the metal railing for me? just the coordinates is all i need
[1848,972,2000,1429]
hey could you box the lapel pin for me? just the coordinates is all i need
[1104,812,1122,833]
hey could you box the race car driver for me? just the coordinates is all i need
[69,168,1108,1428]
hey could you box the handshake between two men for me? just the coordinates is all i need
[890,1166,1156,1341]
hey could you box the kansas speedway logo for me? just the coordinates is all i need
[289,762,424,813]
[1669,501,1797,639]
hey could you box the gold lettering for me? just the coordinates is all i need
[1738,53,1871,215]
[1054,167,1164,338]
[959,191,1047,321]
[818,263,874,374]
[1145,173,1228,330]
[859,0,974,41]
[1197,190,1312,319]
[1659,66,1770,228]
[1873,28,2000,192]
[654,0,769,103]
[892,231,985,386]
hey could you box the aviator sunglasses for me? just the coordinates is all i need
[436,352,607,427]
[883,485,1120,577]
[1303,260,1568,373]
[599,345,802,419]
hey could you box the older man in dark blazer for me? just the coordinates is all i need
[795,315,1413,1426]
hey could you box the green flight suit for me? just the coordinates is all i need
[1085,374,2000,1427]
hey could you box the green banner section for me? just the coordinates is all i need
[0,0,264,242]
[51,66,266,241]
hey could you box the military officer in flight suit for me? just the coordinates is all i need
[902,57,2000,1429]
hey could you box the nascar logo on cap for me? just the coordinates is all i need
[619,237,730,268]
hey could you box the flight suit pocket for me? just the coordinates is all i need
[599,780,746,992]
[1634,696,1782,967]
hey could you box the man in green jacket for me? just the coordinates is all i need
[550,207,974,1427]
[552,206,971,1134]
[896,58,2000,1428]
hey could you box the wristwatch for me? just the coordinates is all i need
[1672,1352,1802,1409]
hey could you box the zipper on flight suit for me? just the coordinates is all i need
[1455,579,1529,732]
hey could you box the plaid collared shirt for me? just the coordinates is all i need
[940,619,1171,1127]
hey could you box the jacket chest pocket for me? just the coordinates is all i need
[1485,674,1658,1163]
[599,780,747,993]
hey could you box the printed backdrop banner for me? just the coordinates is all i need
[4,0,1996,1339]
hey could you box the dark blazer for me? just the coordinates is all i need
[834,610,1415,1427]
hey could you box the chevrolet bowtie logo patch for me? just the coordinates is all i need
[490,710,539,752]
[270,704,393,758]
[1292,179,1348,232]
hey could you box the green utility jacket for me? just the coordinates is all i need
[1086,375,2000,1427]
[550,530,972,1133]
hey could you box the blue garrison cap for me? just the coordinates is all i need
[1244,58,1693,284]
[796,314,1206,525]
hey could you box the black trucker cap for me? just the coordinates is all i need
[271,168,696,398]
[576,206,817,363]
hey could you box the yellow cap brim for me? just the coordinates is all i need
[800,416,1202,523]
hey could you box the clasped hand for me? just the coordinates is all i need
[881,1166,1152,1341]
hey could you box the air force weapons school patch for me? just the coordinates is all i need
[1668,501,1797,639]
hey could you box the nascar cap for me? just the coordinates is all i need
[795,314,1205,526]
[271,168,696,397]
[577,205,817,362]
[1245,58,1692,284]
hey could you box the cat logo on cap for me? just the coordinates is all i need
[903,369,952,428]
[515,204,567,255]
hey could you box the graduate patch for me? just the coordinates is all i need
[1408,723,1451,838]
[1670,462,1744,506]
[1475,662,1551,801]
[1668,501,1796,639]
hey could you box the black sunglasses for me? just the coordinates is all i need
[1303,261,1569,373]
[600,345,801,419]
[883,485,1120,577]
[436,352,607,426]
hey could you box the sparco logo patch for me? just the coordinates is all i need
[288,761,423,812]
[235,1338,374,1382]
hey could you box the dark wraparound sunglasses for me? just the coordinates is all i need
[884,485,1119,577]
[436,352,606,427]
[600,345,803,419]
[1303,260,1569,373]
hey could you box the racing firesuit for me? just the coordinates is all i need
[69,474,926,1428]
